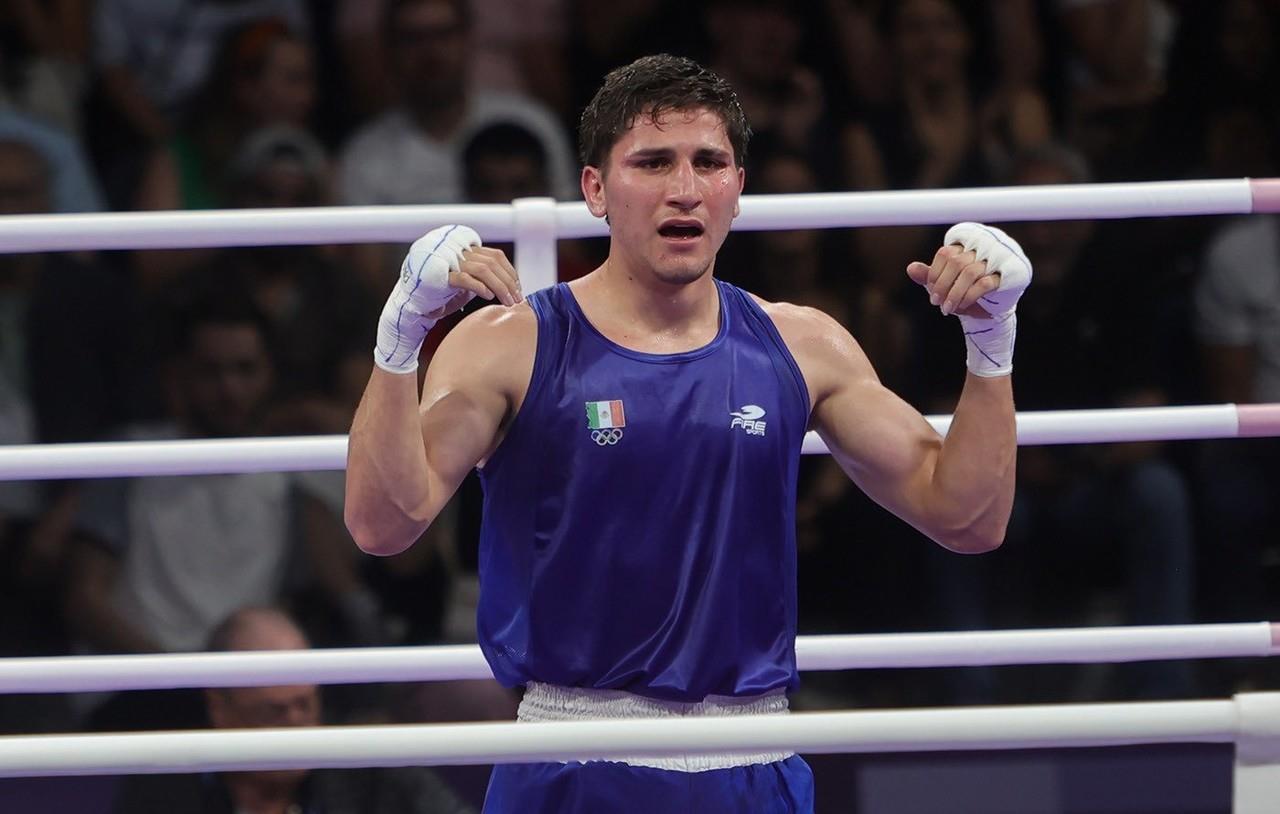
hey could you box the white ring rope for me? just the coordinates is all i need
[0,403,1275,480]
[0,622,1274,694]
[0,697,1258,777]
[0,179,1275,254]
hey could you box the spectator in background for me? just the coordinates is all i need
[60,293,362,728]
[566,0,707,125]
[734,151,851,324]
[462,121,553,205]
[461,120,594,281]
[1153,0,1279,181]
[336,0,572,121]
[822,0,1044,112]
[214,126,377,432]
[1054,0,1177,180]
[0,139,129,446]
[0,109,104,213]
[135,19,317,213]
[338,0,577,208]
[1194,209,1280,634]
[845,0,1053,290]
[338,0,578,286]
[65,295,290,657]
[966,144,1194,699]
[0,0,90,137]
[704,0,840,173]
[130,21,321,306]
[86,0,309,208]
[0,137,132,734]
[110,606,475,814]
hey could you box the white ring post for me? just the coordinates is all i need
[512,197,559,293]
[1234,693,1280,814]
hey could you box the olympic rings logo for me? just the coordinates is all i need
[591,428,623,446]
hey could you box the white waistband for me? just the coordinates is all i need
[518,682,795,772]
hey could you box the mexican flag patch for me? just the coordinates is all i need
[585,400,626,429]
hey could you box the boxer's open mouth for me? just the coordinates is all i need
[658,220,705,241]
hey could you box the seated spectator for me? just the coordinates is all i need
[917,144,1196,700]
[0,135,131,734]
[130,19,321,292]
[226,125,331,209]
[1194,211,1280,633]
[65,295,296,658]
[338,0,577,208]
[338,0,579,285]
[844,0,1052,287]
[734,151,852,323]
[0,0,90,136]
[86,0,309,206]
[335,0,571,120]
[1150,0,1280,180]
[60,294,375,728]
[110,606,474,814]
[1054,0,1177,180]
[705,0,840,173]
[135,19,318,213]
[822,0,1044,110]
[461,121,552,205]
[0,108,104,212]
[0,134,129,566]
[213,127,379,434]
[460,121,594,282]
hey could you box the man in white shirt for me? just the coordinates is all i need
[1194,215,1280,634]
[337,0,576,206]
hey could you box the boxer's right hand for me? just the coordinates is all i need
[374,225,521,374]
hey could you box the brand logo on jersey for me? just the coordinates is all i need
[730,404,767,436]
[586,400,625,445]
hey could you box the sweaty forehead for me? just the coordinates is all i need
[617,108,733,154]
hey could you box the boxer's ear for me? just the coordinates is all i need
[582,166,607,220]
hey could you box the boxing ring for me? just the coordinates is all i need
[3,177,1280,812]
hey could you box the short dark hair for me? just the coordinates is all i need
[463,121,548,173]
[169,283,275,359]
[577,54,751,169]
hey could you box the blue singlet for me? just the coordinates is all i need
[477,278,810,700]
[476,279,815,812]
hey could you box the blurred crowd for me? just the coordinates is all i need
[1,0,1279,800]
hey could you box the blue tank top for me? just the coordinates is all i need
[476,279,810,702]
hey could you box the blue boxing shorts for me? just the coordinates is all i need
[481,683,815,814]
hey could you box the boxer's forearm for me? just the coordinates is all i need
[344,368,433,556]
[929,373,1017,552]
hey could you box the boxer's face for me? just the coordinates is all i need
[582,107,744,287]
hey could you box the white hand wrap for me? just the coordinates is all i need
[945,221,1033,377]
[374,224,482,374]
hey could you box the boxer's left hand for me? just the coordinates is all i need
[906,223,1033,377]
[906,222,1032,318]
